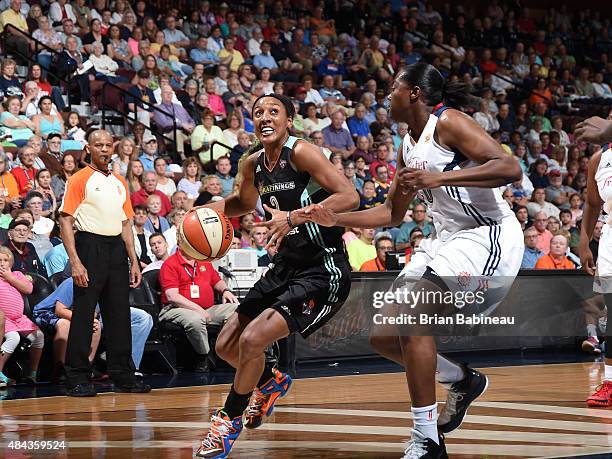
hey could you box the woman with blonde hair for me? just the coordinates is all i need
[112,137,137,177]
[126,158,145,193]
[0,245,44,387]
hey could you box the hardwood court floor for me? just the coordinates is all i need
[1,362,611,458]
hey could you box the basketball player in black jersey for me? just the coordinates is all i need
[196,94,359,459]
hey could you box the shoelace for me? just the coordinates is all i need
[402,437,428,459]
[445,386,465,413]
[246,389,268,417]
[591,382,612,398]
[201,414,232,448]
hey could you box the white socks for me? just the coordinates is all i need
[605,364,612,382]
[435,354,466,385]
[587,324,598,339]
[411,403,439,444]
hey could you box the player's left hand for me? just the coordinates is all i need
[397,167,442,191]
[130,263,142,288]
[253,204,291,250]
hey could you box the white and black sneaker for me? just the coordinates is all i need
[402,429,448,459]
[438,365,488,433]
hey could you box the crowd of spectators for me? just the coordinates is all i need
[0,0,611,381]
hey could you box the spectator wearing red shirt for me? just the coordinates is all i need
[11,146,39,198]
[159,248,239,372]
[130,171,172,217]
[369,143,396,179]
[479,48,497,76]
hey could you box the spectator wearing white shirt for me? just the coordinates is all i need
[593,73,612,99]
[142,233,170,273]
[247,27,263,57]
[303,75,325,107]
[473,99,500,133]
[49,0,77,28]
[162,208,187,254]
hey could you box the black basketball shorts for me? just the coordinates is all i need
[238,253,352,338]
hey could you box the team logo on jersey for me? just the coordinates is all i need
[256,164,262,173]
[279,159,287,169]
[302,299,316,315]
[260,181,295,195]
[605,163,612,168]
[281,305,291,315]
[457,272,472,289]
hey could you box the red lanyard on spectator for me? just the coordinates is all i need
[184,263,197,284]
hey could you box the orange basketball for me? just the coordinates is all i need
[178,208,233,261]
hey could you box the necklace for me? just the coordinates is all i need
[263,150,281,172]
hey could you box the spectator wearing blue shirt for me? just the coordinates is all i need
[323,110,355,159]
[346,104,372,142]
[317,48,347,81]
[395,203,434,251]
[163,16,190,52]
[215,157,234,198]
[43,243,68,277]
[253,41,279,72]
[398,40,422,66]
[521,226,544,268]
[138,133,159,171]
[33,278,153,378]
[189,37,220,70]
[319,75,347,106]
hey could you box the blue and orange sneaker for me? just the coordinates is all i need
[244,368,292,429]
[196,409,243,458]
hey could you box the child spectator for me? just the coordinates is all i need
[0,246,44,387]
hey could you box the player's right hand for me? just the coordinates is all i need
[580,246,596,276]
[574,117,612,145]
[72,260,89,288]
[298,204,338,227]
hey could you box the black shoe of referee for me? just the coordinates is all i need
[113,379,151,393]
[437,365,488,434]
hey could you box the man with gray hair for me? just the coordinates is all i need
[154,86,195,159]
[130,170,172,217]
[322,109,355,159]
[131,40,151,71]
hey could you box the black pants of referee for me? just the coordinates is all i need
[65,232,136,386]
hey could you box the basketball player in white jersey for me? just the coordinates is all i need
[300,63,524,458]
[580,138,612,407]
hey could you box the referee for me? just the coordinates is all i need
[59,129,151,396]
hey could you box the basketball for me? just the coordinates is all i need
[178,208,233,261]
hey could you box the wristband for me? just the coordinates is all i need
[286,210,295,228]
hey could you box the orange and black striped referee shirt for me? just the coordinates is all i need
[59,165,134,236]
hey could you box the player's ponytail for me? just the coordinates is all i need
[399,62,471,110]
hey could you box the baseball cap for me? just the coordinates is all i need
[549,169,561,177]
[8,219,30,231]
[296,86,307,95]
[143,132,157,143]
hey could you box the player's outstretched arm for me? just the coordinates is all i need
[300,144,415,228]
[575,117,612,144]
[399,110,522,190]
[201,154,259,218]
[579,150,603,275]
